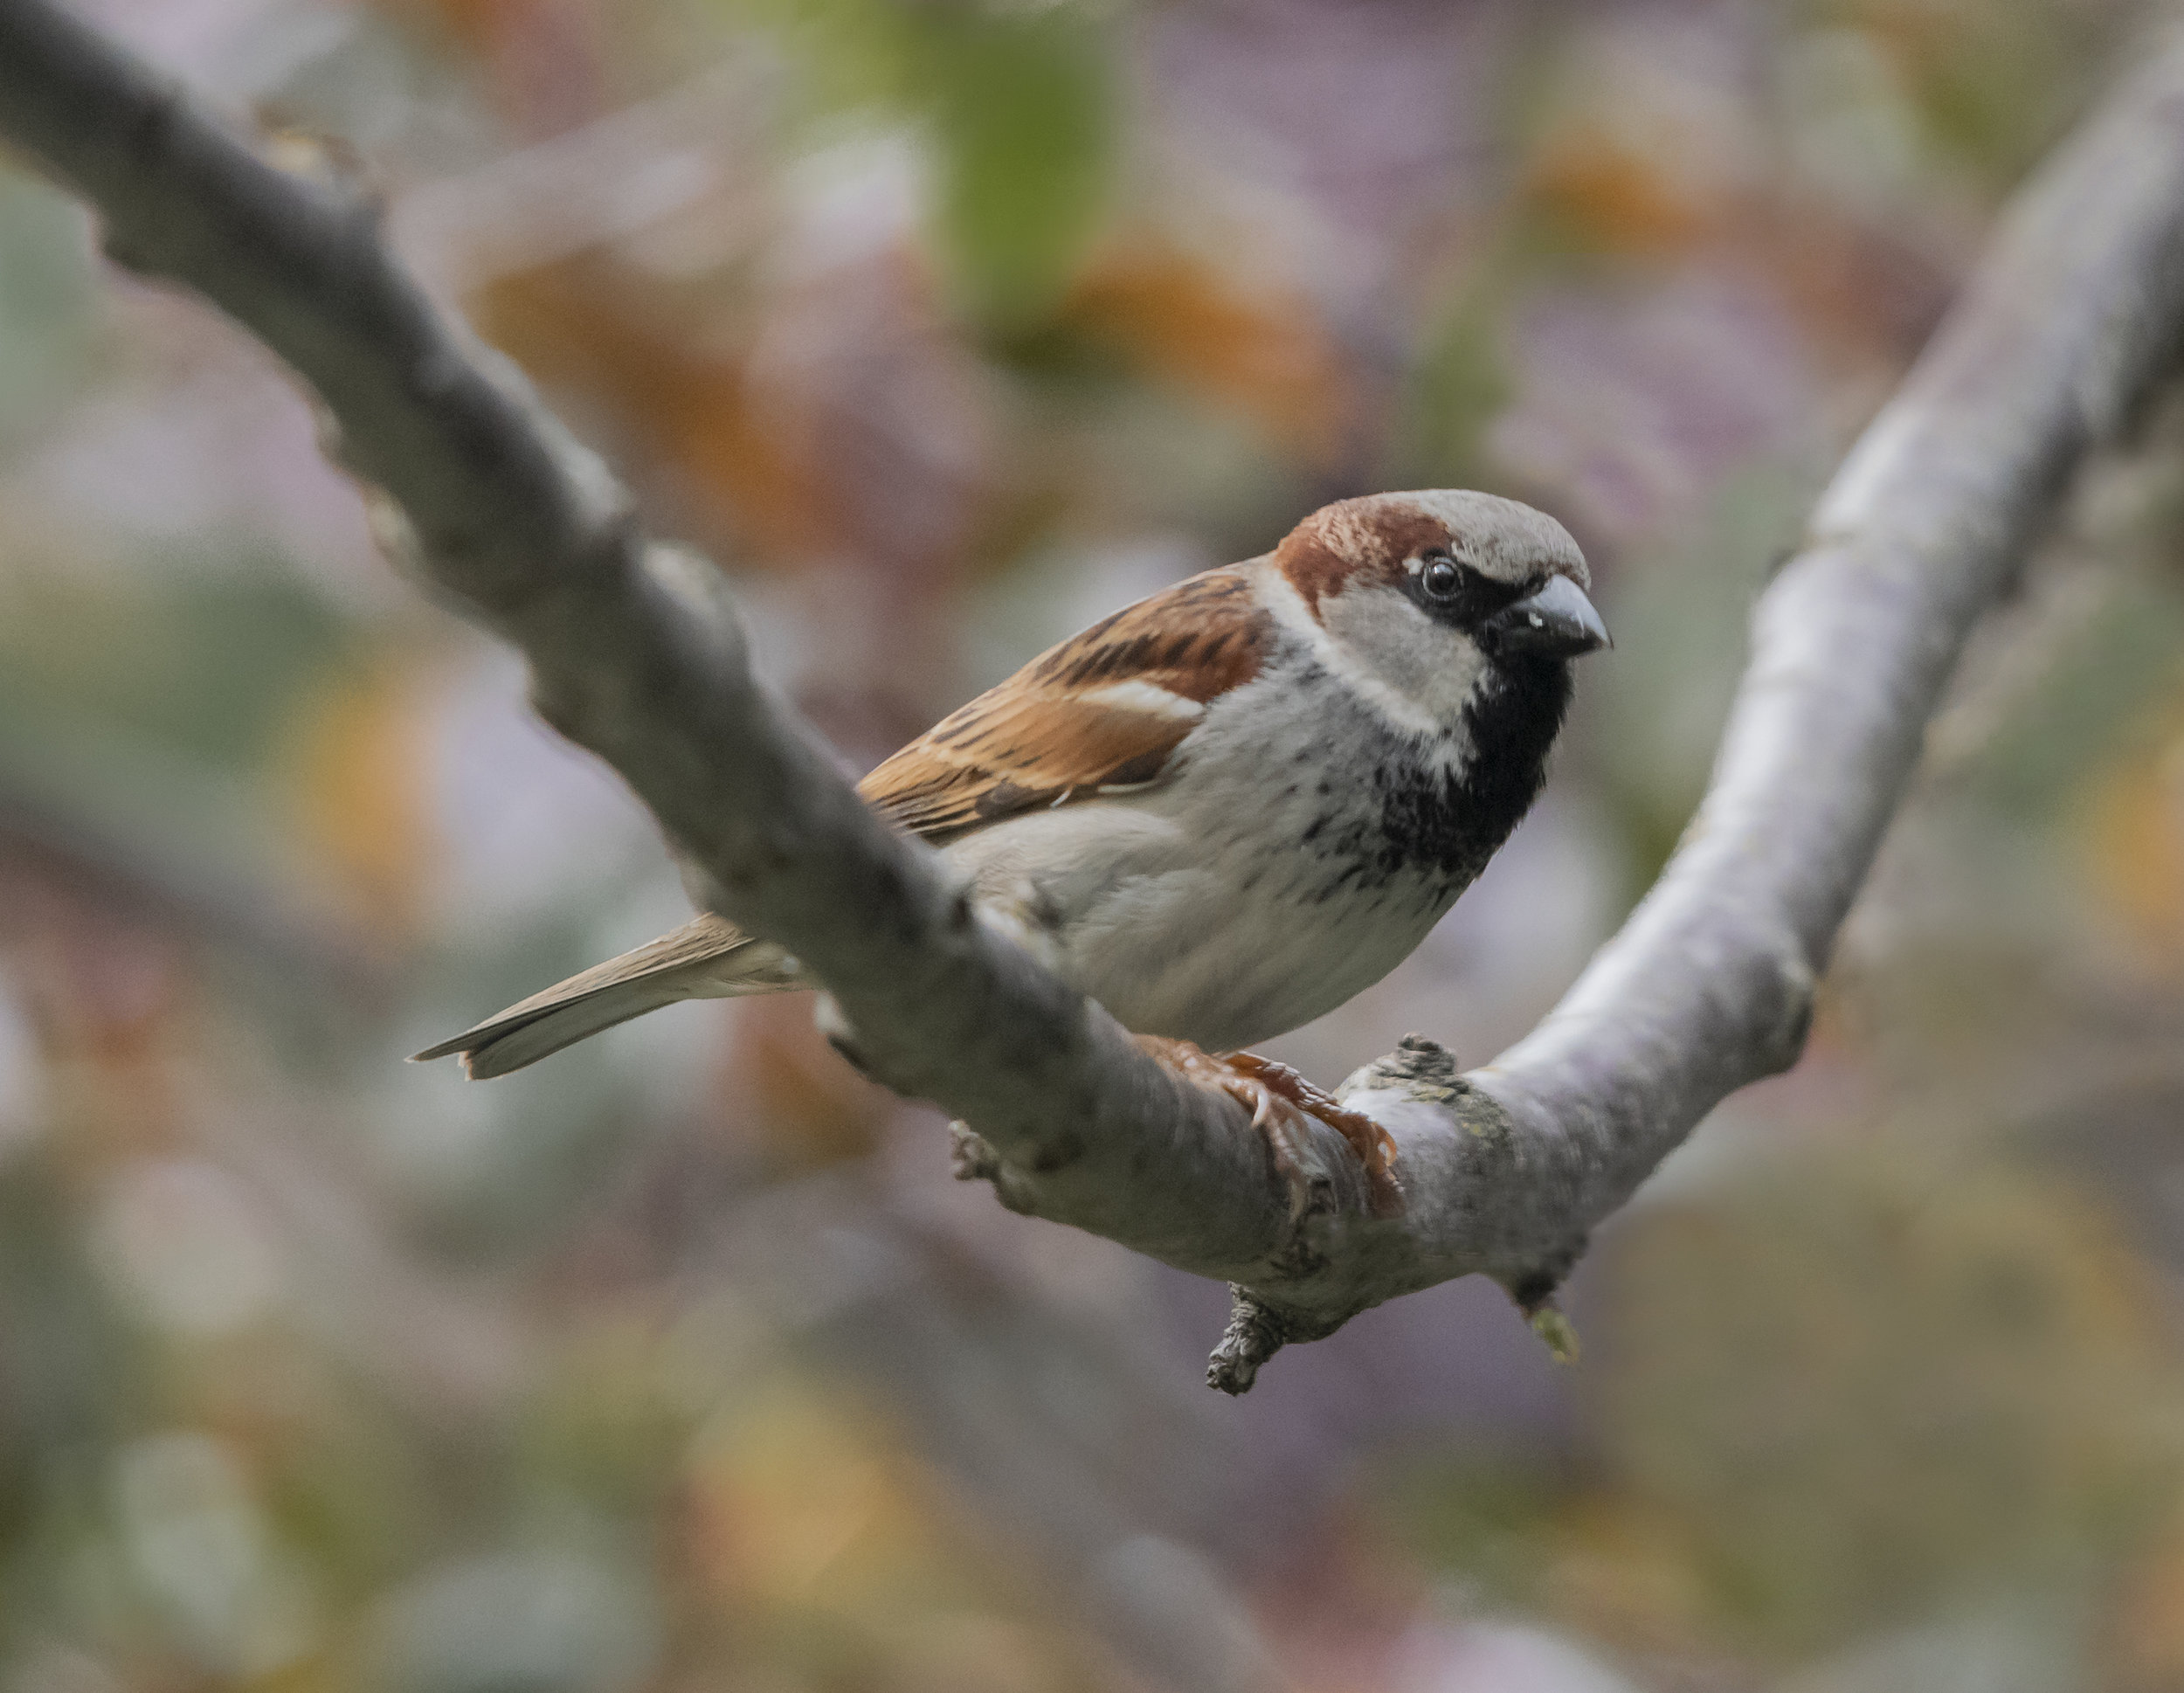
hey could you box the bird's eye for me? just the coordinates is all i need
[1420,554,1463,600]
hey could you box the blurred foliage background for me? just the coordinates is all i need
[3,0,2184,1689]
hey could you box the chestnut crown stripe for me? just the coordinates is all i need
[1275,508,1454,612]
[857,566,1273,842]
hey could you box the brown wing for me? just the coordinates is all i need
[860,565,1272,842]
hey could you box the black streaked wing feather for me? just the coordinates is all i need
[858,566,1271,842]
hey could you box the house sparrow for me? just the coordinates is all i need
[414,490,1607,1185]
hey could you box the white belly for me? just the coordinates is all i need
[939,785,1454,1053]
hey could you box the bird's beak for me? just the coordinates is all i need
[1483,574,1611,658]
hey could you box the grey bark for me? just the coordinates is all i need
[3,0,2181,1389]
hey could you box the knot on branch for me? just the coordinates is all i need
[1504,1271,1583,1365]
[1753,944,1820,1075]
[1206,1287,1289,1395]
[1207,1288,1354,1393]
[949,1119,1000,1183]
[948,1121,1040,1213]
[1340,1033,1469,1104]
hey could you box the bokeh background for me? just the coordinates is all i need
[4,0,2184,1688]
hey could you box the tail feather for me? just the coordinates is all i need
[433,975,700,1080]
[411,913,805,1079]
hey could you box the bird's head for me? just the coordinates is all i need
[1272,489,1608,729]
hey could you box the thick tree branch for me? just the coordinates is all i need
[4,0,2182,1389]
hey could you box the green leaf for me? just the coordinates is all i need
[0,169,98,447]
[719,0,1116,326]
[920,8,1114,325]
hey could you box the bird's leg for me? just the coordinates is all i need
[1139,1038,1318,1217]
[1139,1037,1404,1220]
[1222,1049,1405,1218]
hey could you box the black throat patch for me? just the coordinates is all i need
[1370,653,1574,886]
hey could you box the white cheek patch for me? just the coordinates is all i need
[1302,581,1494,743]
[1257,573,1431,731]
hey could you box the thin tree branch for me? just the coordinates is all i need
[3,0,2181,1390]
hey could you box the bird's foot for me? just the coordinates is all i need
[1225,1049,1405,1219]
[1141,1038,1403,1220]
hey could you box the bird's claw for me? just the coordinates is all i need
[1141,1038,1404,1220]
